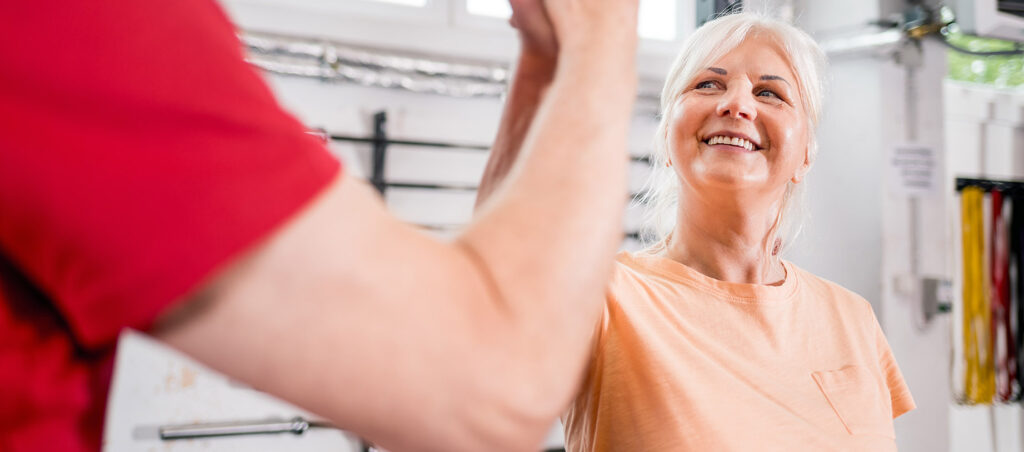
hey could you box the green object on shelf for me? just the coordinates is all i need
[946,32,1024,88]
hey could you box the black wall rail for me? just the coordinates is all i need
[319,110,649,241]
[956,177,1024,193]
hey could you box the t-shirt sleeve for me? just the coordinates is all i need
[0,0,340,349]
[870,309,916,418]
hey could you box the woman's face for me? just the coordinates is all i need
[667,35,810,198]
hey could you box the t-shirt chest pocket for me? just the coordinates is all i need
[812,365,895,439]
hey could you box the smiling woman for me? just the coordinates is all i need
[664,36,810,272]
[561,12,916,451]
[643,11,828,260]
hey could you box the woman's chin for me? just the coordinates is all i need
[687,166,770,191]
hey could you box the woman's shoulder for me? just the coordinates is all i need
[607,251,653,290]
[610,250,680,286]
[787,262,875,315]
[612,250,644,273]
[606,250,705,303]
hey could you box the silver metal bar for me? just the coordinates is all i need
[238,30,662,106]
[159,416,333,440]
[818,29,905,58]
[241,32,509,83]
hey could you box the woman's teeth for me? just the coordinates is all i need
[706,135,755,151]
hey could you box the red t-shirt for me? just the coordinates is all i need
[0,1,341,450]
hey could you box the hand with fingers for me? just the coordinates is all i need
[509,0,557,60]
[540,0,640,57]
[481,0,640,211]
[509,0,640,63]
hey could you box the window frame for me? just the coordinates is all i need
[448,0,692,48]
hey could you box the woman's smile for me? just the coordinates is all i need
[701,131,763,152]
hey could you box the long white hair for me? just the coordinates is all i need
[639,11,828,261]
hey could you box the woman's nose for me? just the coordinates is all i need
[715,89,756,121]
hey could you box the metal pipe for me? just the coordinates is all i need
[819,29,905,58]
[159,417,335,440]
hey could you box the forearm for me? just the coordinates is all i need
[476,53,554,208]
[467,38,636,306]
[456,38,637,413]
[156,177,544,452]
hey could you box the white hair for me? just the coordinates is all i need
[639,11,829,260]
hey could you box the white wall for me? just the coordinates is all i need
[878,37,953,452]
[789,0,889,316]
[784,51,887,313]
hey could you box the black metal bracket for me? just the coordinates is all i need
[956,177,1024,193]
[370,111,389,194]
[315,112,647,240]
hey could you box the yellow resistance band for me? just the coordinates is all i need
[963,186,995,404]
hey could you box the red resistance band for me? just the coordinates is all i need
[992,189,1017,401]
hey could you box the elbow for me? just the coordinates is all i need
[447,351,578,452]
[438,239,594,451]
[371,379,559,452]
[449,394,561,452]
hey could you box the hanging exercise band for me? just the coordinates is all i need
[963,186,995,404]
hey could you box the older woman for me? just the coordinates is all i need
[559,12,915,451]
[476,9,915,451]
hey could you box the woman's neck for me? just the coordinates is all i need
[661,189,786,285]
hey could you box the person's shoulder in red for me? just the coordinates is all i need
[0,1,339,450]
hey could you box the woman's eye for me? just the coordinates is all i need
[695,80,718,90]
[757,89,780,99]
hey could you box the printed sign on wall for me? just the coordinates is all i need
[889,143,940,197]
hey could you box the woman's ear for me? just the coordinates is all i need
[791,146,812,184]
[659,109,674,168]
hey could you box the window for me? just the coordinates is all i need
[270,0,443,22]
[466,0,510,18]
[639,0,677,40]
[946,31,1024,88]
[462,0,680,41]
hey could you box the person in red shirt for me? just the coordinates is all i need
[0,0,639,451]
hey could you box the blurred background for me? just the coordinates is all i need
[102,0,1024,450]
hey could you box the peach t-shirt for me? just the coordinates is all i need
[564,252,915,451]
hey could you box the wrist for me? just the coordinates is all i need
[515,49,556,82]
[556,40,636,82]
[552,50,637,108]
[562,33,637,60]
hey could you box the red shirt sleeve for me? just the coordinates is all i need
[0,0,341,349]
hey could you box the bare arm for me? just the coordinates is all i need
[475,53,553,207]
[154,1,639,451]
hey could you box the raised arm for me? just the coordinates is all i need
[475,2,556,207]
[154,1,639,451]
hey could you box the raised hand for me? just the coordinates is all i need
[542,0,640,55]
[509,0,557,59]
